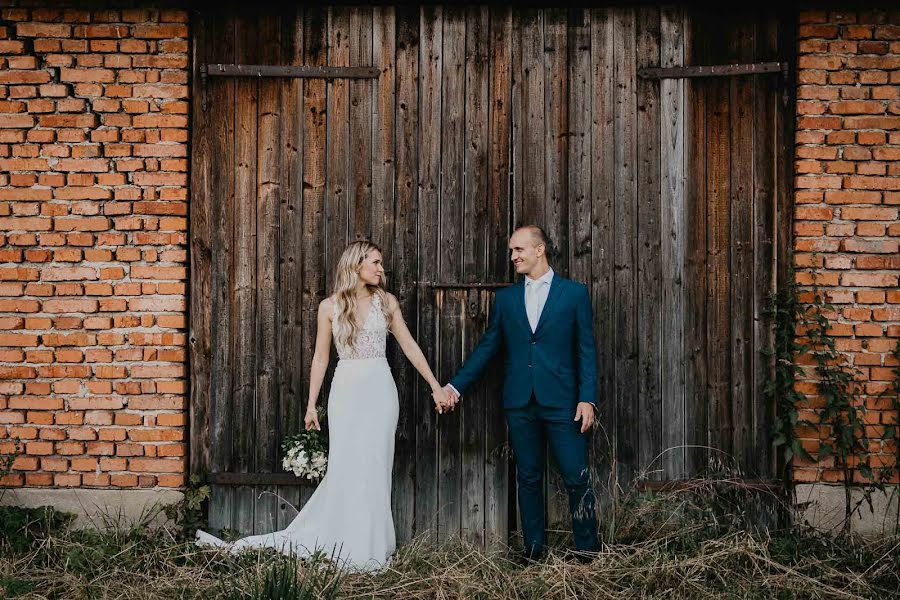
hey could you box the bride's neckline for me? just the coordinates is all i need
[351,293,377,327]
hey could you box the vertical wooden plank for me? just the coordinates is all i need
[636,6,662,481]
[463,6,489,285]
[659,6,686,479]
[519,10,545,227]
[568,8,592,287]
[612,7,638,490]
[349,7,373,242]
[437,5,465,541]
[301,9,328,406]
[684,12,708,477]
[437,287,463,540]
[415,4,442,539]
[208,485,232,532]
[510,10,524,232]
[484,4,512,549]
[543,6,571,534]
[459,294,491,547]
[752,12,778,479]
[326,7,350,276]
[232,9,259,535]
[544,8,568,270]
[300,6,328,513]
[729,17,755,474]
[461,4,489,547]
[279,8,304,455]
[372,7,396,264]
[188,5,211,485]
[392,4,419,544]
[589,6,616,505]
[274,7,304,532]
[774,10,797,483]
[275,484,300,531]
[706,17,733,464]
[205,8,236,532]
[774,11,796,318]
[254,11,282,534]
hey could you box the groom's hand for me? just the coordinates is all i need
[574,402,595,433]
[442,384,459,411]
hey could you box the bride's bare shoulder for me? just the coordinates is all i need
[318,295,337,317]
[382,291,400,312]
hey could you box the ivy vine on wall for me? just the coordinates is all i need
[766,255,899,533]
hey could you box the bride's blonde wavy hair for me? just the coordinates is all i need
[332,240,391,350]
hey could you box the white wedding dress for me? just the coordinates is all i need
[195,294,400,572]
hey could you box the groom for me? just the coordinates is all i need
[443,225,600,561]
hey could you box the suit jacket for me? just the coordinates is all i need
[449,274,598,410]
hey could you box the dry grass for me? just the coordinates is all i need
[1,480,898,599]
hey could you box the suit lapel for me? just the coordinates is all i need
[534,275,564,335]
[512,281,531,333]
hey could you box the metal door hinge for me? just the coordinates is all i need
[199,64,380,79]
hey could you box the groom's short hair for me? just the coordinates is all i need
[517,224,549,249]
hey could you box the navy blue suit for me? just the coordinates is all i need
[449,274,600,555]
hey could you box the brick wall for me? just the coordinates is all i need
[0,6,189,489]
[793,8,899,485]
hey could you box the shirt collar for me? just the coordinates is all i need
[525,267,554,287]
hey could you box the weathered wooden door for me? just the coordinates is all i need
[190,5,793,546]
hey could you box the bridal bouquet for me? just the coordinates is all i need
[281,407,328,482]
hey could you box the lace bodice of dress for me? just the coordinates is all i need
[332,293,388,360]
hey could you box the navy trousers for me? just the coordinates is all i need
[505,393,599,556]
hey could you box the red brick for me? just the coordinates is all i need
[795,175,842,189]
[799,56,843,70]
[15,23,72,38]
[844,116,900,129]
[829,100,886,115]
[795,206,835,220]
[874,25,900,40]
[41,266,98,281]
[857,131,887,145]
[840,272,899,287]
[0,333,39,346]
[128,457,183,473]
[59,68,115,83]
[38,113,98,128]
[53,217,110,231]
[131,24,188,39]
[0,217,52,231]
[824,190,881,204]
[40,298,98,313]
[841,206,898,220]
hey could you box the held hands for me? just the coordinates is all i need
[574,402,595,433]
[431,384,460,414]
[442,384,460,412]
[304,406,321,431]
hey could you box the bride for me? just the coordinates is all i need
[195,240,451,572]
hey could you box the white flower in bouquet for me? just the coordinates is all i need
[280,409,329,482]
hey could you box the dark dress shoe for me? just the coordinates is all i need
[513,549,546,567]
[566,549,600,564]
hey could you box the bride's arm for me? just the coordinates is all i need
[384,293,448,412]
[305,298,333,429]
